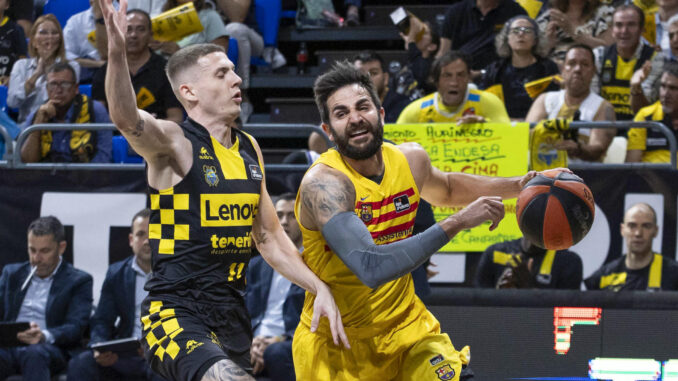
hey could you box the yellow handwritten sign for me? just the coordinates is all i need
[384,122,529,251]
[151,2,204,42]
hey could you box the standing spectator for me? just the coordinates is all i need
[62,0,108,83]
[536,0,614,67]
[593,4,655,121]
[66,209,165,381]
[627,61,678,165]
[7,14,80,124]
[20,62,112,163]
[478,15,560,120]
[585,203,678,291]
[437,0,527,71]
[0,216,93,381]
[92,9,183,123]
[7,0,33,36]
[474,237,583,289]
[630,13,678,113]
[0,0,27,85]
[399,18,439,96]
[642,0,678,51]
[353,51,412,123]
[397,51,510,124]
[526,44,616,163]
[246,194,304,381]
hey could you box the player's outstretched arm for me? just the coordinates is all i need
[249,142,349,349]
[99,0,186,163]
[399,143,536,206]
[298,164,505,290]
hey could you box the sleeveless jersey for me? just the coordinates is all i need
[145,118,264,303]
[295,143,422,335]
[600,44,655,120]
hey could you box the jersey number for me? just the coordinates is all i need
[228,262,245,282]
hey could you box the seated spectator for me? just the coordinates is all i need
[63,0,108,83]
[585,203,678,291]
[627,61,678,165]
[67,209,165,381]
[7,0,33,36]
[246,194,305,381]
[397,51,510,124]
[353,51,412,123]
[0,0,27,85]
[478,15,560,120]
[526,44,616,163]
[593,4,655,121]
[20,62,112,163]
[630,13,678,114]
[92,9,183,124]
[8,14,80,124]
[437,0,527,71]
[642,0,678,51]
[400,18,439,95]
[474,237,583,289]
[536,0,614,67]
[0,216,93,381]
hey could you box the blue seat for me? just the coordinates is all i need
[78,84,92,98]
[0,85,7,113]
[112,135,143,164]
[254,0,282,47]
[43,0,89,28]
[227,37,238,69]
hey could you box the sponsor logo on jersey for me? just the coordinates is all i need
[361,204,373,223]
[186,340,204,354]
[210,331,222,349]
[429,354,444,366]
[203,165,219,187]
[249,164,263,180]
[435,364,455,380]
[394,194,411,213]
[210,232,253,253]
[199,147,214,160]
[462,107,476,116]
[201,193,260,227]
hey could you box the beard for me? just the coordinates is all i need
[328,115,384,160]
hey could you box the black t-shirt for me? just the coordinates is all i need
[584,254,678,291]
[474,239,583,289]
[442,0,526,70]
[478,57,560,119]
[383,87,413,124]
[0,19,27,78]
[92,51,182,119]
[7,1,33,22]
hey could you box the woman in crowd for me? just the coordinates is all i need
[7,14,79,124]
[478,15,560,120]
[537,0,614,66]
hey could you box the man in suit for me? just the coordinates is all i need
[0,216,93,381]
[67,209,164,381]
[246,193,305,381]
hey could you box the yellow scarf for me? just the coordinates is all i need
[40,94,96,162]
[529,118,570,170]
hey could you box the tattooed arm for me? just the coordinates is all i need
[100,0,189,176]
[297,164,356,230]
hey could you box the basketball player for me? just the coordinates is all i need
[293,62,545,380]
[98,1,348,380]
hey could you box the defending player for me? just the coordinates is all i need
[98,1,348,380]
[293,62,539,380]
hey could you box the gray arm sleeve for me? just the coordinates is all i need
[321,211,450,289]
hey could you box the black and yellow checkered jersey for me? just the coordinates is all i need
[145,118,264,303]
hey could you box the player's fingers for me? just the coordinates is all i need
[310,308,320,333]
[335,309,350,349]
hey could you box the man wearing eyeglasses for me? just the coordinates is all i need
[20,62,112,163]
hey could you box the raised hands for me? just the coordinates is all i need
[98,0,128,54]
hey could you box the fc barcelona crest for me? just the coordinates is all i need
[203,165,219,187]
[435,364,455,380]
[360,204,373,223]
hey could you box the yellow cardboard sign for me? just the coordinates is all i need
[384,122,529,251]
[151,2,204,42]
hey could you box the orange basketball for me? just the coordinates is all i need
[516,169,595,250]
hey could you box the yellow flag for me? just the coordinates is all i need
[151,2,204,42]
[524,75,562,99]
[516,0,543,19]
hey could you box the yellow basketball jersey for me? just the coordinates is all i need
[295,143,421,335]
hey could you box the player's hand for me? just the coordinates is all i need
[98,0,128,54]
[94,350,119,367]
[450,196,505,231]
[311,283,350,349]
[16,322,45,345]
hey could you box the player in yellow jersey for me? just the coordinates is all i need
[396,51,510,124]
[293,61,549,380]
